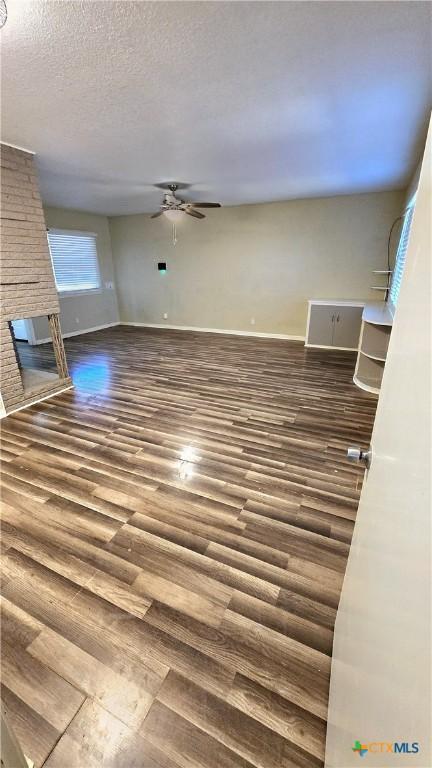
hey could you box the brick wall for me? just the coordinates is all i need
[0,143,71,413]
[0,320,24,407]
[1,144,60,319]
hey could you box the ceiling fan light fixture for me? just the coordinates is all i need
[151,183,221,245]
[163,209,184,223]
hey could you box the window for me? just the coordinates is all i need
[47,229,101,293]
[389,199,415,307]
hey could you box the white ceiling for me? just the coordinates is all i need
[2,1,431,215]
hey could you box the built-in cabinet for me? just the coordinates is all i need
[305,300,364,350]
[305,299,394,395]
[353,303,393,394]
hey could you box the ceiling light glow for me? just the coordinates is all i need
[164,209,184,223]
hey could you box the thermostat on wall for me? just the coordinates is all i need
[158,262,167,273]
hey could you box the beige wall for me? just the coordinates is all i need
[32,207,119,341]
[109,190,404,338]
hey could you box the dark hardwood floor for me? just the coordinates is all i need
[0,326,377,767]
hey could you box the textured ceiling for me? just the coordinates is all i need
[2,1,431,215]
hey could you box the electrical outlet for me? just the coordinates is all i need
[163,313,168,320]
[250,317,256,325]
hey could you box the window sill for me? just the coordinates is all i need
[57,288,103,298]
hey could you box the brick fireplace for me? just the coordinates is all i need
[0,143,72,415]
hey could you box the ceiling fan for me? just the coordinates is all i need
[151,183,221,221]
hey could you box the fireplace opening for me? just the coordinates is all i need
[9,318,61,394]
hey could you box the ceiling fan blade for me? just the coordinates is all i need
[151,211,163,218]
[185,209,205,219]
[189,202,221,208]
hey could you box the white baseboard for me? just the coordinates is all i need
[1,384,74,419]
[33,321,120,345]
[119,322,305,341]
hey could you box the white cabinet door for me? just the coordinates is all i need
[325,120,431,766]
[307,305,335,346]
[332,306,363,349]
[307,304,363,349]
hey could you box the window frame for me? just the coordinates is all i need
[47,228,102,296]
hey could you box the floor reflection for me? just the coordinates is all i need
[177,445,199,480]
[69,355,112,394]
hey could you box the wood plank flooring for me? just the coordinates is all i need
[0,327,377,767]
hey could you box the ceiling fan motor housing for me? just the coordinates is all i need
[163,192,180,208]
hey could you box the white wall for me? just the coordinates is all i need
[325,123,431,766]
[11,320,29,342]
[31,207,119,341]
[109,190,404,338]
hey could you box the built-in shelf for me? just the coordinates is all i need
[353,373,381,395]
[355,355,385,394]
[360,349,387,362]
[362,303,394,326]
[354,303,393,395]
[371,263,392,297]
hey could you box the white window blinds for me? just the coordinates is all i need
[389,203,415,307]
[47,229,101,293]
